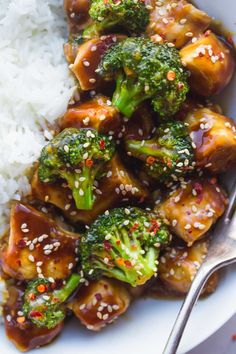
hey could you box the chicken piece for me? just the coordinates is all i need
[68,278,131,330]
[123,105,155,140]
[31,154,149,225]
[2,202,79,280]
[71,35,125,90]
[180,31,235,96]
[158,240,218,295]
[3,283,63,352]
[59,95,121,134]
[158,179,227,244]
[147,0,211,49]
[64,0,91,33]
[185,107,236,173]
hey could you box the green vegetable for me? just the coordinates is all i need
[99,38,189,118]
[80,206,171,287]
[83,0,149,39]
[126,121,195,182]
[38,128,115,210]
[23,274,81,329]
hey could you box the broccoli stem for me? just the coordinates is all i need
[83,19,119,39]
[126,139,173,160]
[54,274,81,302]
[61,168,94,210]
[112,73,149,118]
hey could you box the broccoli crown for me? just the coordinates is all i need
[126,121,195,182]
[80,206,171,287]
[89,0,149,34]
[23,279,65,329]
[38,128,115,210]
[23,274,81,329]
[99,38,189,118]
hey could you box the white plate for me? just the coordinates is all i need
[1,0,236,353]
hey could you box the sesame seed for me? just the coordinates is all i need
[64,145,69,153]
[179,18,187,25]
[185,32,193,37]
[28,254,35,262]
[172,219,178,227]
[83,60,90,67]
[184,224,191,230]
[97,312,102,319]
[79,303,86,310]
[79,189,84,196]
[103,314,109,320]
[112,304,120,311]
[68,263,74,270]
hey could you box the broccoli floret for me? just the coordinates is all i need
[80,207,171,287]
[99,38,189,118]
[38,128,115,210]
[23,274,81,329]
[83,0,149,39]
[125,121,195,182]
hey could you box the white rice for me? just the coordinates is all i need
[0,0,75,315]
[0,0,74,235]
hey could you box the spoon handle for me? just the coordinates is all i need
[163,266,213,354]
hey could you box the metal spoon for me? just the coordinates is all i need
[163,179,236,354]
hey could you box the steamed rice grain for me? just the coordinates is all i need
[0,0,75,234]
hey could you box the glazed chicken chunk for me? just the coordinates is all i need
[59,95,121,134]
[2,202,79,280]
[158,179,228,244]
[180,31,235,96]
[71,35,125,90]
[185,107,236,173]
[31,154,148,225]
[68,278,131,330]
[147,0,211,48]
[64,0,91,33]
[158,239,218,295]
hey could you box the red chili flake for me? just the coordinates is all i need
[232,333,236,341]
[99,139,106,150]
[85,159,93,167]
[204,30,211,37]
[29,310,43,318]
[28,293,36,301]
[17,316,26,324]
[116,240,121,245]
[95,293,102,301]
[129,222,139,233]
[17,239,27,248]
[37,284,46,293]
[148,220,160,234]
[227,35,234,45]
[146,156,156,165]
[177,82,184,90]
[210,177,217,185]
[103,240,112,251]
[138,196,145,204]
[124,260,132,268]
[166,158,173,168]
[193,182,203,194]
[167,70,176,81]
[117,258,125,266]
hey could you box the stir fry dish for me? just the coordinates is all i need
[1,0,236,351]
